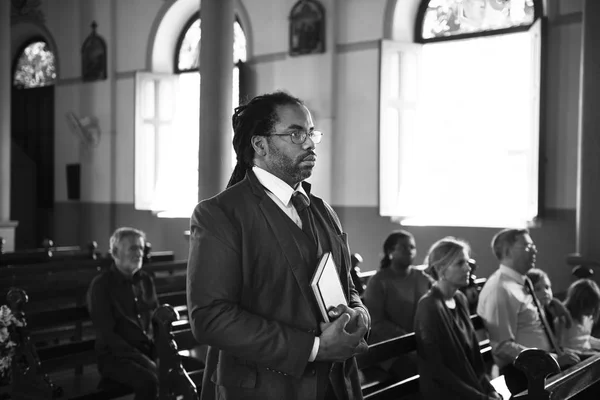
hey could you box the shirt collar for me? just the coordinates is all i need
[252,166,309,206]
[499,264,526,285]
[110,263,143,284]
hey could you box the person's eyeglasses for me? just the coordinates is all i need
[271,130,323,145]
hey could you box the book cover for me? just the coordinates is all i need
[310,252,348,323]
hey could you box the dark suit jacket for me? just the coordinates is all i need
[187,170,368,400]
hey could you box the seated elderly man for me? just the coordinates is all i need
[87,227,159,400]
[477,228,579,396]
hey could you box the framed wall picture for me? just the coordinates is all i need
[81,21,107,82]
[289,0,325,56]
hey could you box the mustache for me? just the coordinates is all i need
[300,152,317,161]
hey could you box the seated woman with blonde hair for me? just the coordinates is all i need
[415,237,501,400]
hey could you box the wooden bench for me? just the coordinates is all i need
[0,240,173,268]
[153,305,202,400]
[0,239,100,266]
[0,243,175,304]
[6,258,188,400]
[512,348,600,399]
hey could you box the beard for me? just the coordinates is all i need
[266,140,314,185]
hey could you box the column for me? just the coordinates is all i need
[197,0,234,200]
[576,0,600,260]
[0,0,18,251]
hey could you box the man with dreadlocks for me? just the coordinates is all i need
[187,91,370,400]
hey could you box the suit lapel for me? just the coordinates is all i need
[247,171,318,319]
[310,195,351,298]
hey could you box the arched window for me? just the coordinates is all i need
[13,40,57,89]
[134,14,247,217]
[379,0,543,228]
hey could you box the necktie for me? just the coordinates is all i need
[291,191,317,245]
[524,277,563,356]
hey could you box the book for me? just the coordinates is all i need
[310,252,348,323]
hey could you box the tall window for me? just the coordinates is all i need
[135,16,247,218]
[380,0,542,228]
[13,40,57,89]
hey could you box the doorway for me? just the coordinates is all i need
[10,40,56,249]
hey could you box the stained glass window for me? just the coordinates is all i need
[13,41,57,88]
[421,0,536,40]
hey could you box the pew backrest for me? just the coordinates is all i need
[0,241,99,266]
[153,305,199,400]
[513,349,600,400]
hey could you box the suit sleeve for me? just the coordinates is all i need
[415,295,492,400]
[186,202,315,378]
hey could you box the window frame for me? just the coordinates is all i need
[414,0,543,44]
[173,11,201,74]
[134,12,248,216]
[379,0,546,228]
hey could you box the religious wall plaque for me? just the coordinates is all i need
[81,21,107,82]
[289,0,325,56]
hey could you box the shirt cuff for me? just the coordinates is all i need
[308,336,320,362]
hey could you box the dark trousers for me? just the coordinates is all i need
[98,352,159,400]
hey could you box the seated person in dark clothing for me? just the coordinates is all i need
[364,230,431,343]
[415,237,502,400]
[87,227,159,400]
[363,230,431,380]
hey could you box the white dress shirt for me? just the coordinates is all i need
[477,265,551,368]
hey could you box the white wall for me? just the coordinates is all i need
[40,0,583,210]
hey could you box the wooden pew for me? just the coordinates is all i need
[512,349,600,400]
[7,259,187,400]
[0,244,176,306]
[153,305,201,400]
[0,239,99,266]
[6,288,68,400]
[0,240,173,269]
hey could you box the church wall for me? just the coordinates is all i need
[13,0,582,291]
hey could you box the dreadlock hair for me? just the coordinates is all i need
[226,91,304,188]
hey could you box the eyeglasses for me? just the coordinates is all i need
[270,130,323,145]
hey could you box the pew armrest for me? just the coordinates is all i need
[513,350,600,400]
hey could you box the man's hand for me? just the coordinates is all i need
[553,351,580,369]
[315,309,368,362]
[488,391,503,400]
[326,304,368,335]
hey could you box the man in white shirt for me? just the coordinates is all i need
[477,228,579,395]
[187,91,370,400]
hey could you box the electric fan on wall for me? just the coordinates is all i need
[66,111,101,148]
